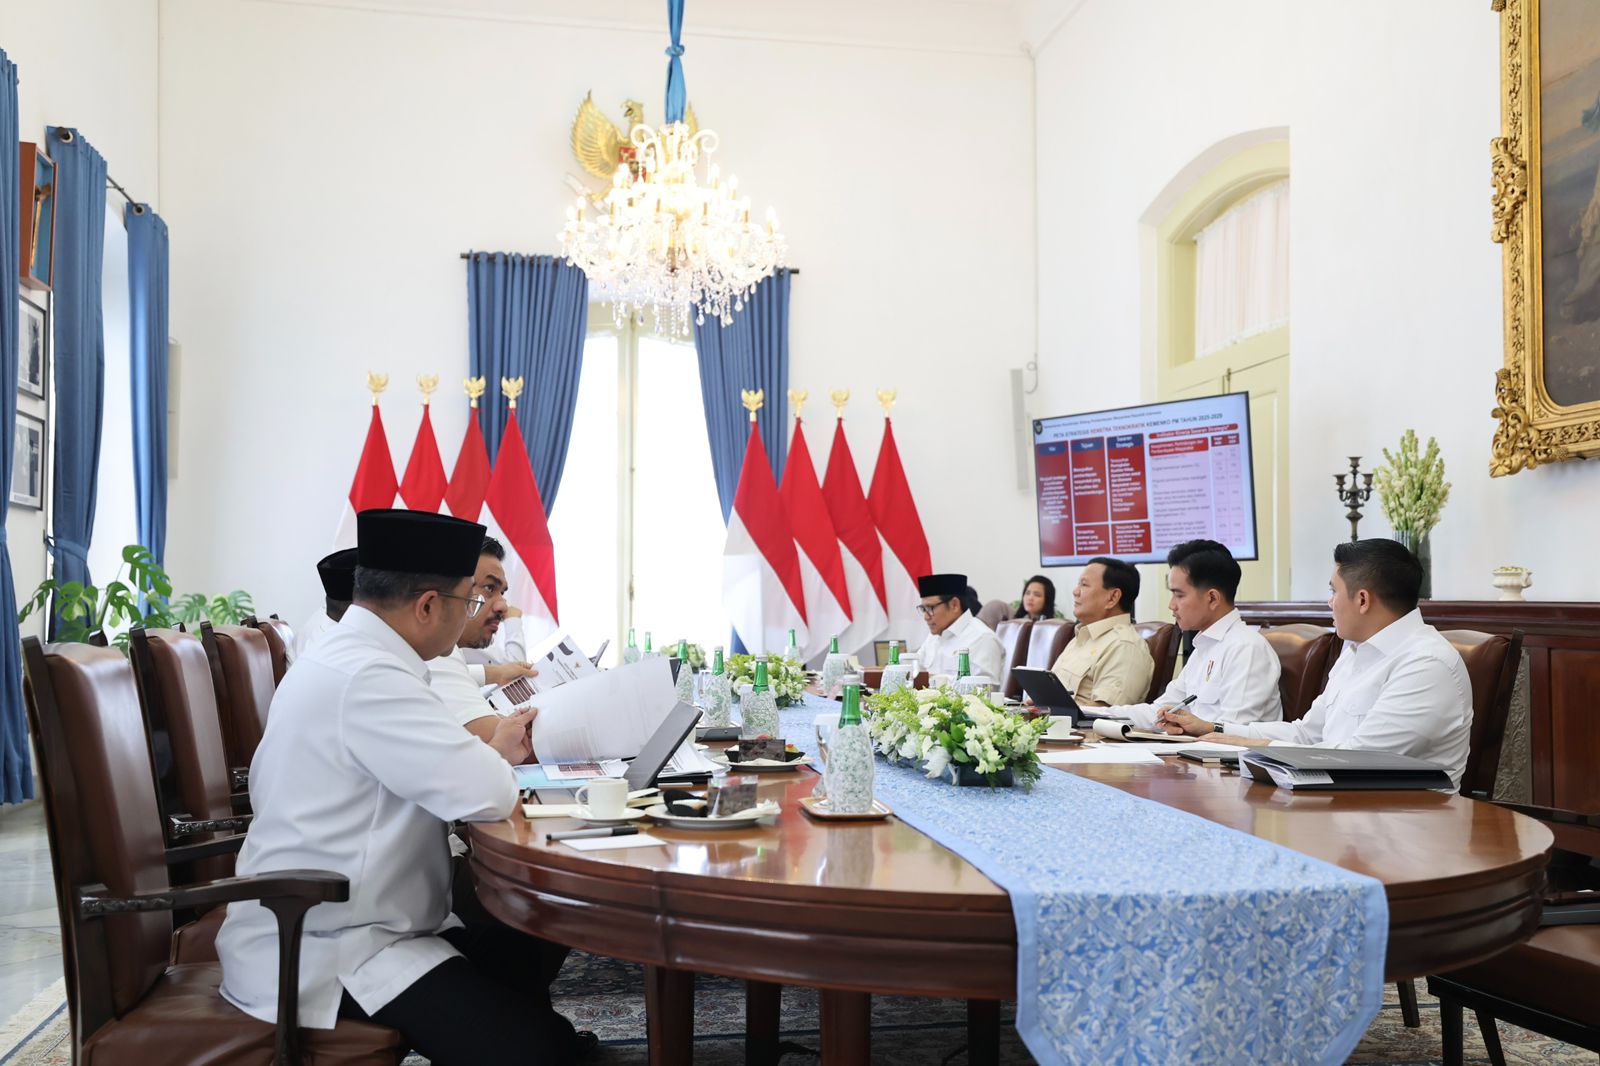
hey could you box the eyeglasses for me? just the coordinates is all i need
[437,592,486,619]
[916,603,941,618]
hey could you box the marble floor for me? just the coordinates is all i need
[0,801,61,1024]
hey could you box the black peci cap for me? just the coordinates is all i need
[356,509,486,578]
[917,573,967,598]
[316,548,359,601]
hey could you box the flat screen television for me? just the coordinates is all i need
[1032,392,1258,566]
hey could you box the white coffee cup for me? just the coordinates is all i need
[1045,717,1077,740]
[573,777,629,820]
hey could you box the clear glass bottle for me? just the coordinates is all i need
[821,634,848,695]
[674,639,696,704]
[824,680,875,814]
[879,639,912,695]
[702,646,732,726]
[623,627,641,665]
[741,656,781,739]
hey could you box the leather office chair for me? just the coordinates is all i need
[1260,624,1339,722]
[1427,800,1599,1066]
[21,637,404,1066]
[994,618,1034,699]
[1023,619,1075,672]
[202,621,278,776]
[1442,628,1525,801]
[247,614,296,686]
[1133,622,1179,703]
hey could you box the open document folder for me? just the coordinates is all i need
[510,656,679,763]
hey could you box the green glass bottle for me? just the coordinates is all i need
[784,628,800,661]
[677,639,689,660]
[673,639,695,702]
[957,649,971,678]
[742,656,780,738]
[623,628,641,665]
[888,640,901,665]
[712,647,725,674]
[704,646,731,726]
[822,633,848,694]
[838,681,862,726]
[753,658,770,691]
[825,680,874,813]
[644,631,654,656]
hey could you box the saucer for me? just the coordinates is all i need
[576,807,646,826]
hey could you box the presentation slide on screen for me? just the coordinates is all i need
[1033,393,1258,567]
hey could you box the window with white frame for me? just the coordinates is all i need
[545,307,730,664]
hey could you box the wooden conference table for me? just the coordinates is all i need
[469,751,1554,1065]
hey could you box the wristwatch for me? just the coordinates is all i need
[1209,720,1226,734]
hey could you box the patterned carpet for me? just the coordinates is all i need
[1,950,1592,1064]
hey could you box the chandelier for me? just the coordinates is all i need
[558,0,786,335]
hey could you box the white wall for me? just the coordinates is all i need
[1034,0,1588,602]
[3,0,160,635]
[158,0,1038,625]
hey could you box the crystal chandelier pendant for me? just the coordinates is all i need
[557,3,786,335]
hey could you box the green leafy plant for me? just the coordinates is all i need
[726,653,808,706]
[18,543,254,651]
[864,684,1049,788]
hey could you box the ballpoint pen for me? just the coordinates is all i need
[546,826,641,842]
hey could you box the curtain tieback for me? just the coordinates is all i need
[46,536,88,563]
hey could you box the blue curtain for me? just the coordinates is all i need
[693,269,792,521]
[465,253,589,513]
[127,205,169,565]
[46,127,107,596]
[0,50,30,804]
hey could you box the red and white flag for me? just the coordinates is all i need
[723,417,807,655]
[779,417,851,663]
[398,399,448,513]
[821,418,888,656]
[444,390,492,521]
[867,416,931,643]
[484,408,559,641]
[333,400,400,549]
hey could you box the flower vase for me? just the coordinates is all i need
[953,764,1015,788]
[740,689,780,739]
[1394,530,1433,599]
[824,723,876,813]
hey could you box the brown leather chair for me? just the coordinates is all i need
[995,618,1035,699]
[202,621,278,775]
[1260,624,1340,722]
[1133,622,1179,703]
[1023,619,1075,673]
[1427,798,1599,1065]
[247,614,296,686]
[1441,628,1525,801]
[21,637,404,1066]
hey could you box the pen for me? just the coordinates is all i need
[1175,694,1198,709]
[546,826,640,842]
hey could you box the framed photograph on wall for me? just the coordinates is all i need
[18,295,46,400]
[11,411,45,510]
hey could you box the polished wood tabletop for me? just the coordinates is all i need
[469,750,1554,1064]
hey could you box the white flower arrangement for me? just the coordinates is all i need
[1374,429,1451,537]
[864,685,1048,788]
[726,653,808,706]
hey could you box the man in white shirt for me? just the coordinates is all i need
[429,536,536,743]
[216,509,593,1064]
[1160,539,1474,790]
[1104,539,1281,731]
[914,572,1006,681]
[292,547,356,659]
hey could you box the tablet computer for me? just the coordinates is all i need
[1009,668,1082,718]
[624,701,704,790]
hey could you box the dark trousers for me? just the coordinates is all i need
[338,863,580,1065]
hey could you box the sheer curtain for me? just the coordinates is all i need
[1194,179,1289,357]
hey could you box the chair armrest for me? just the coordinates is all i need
[230,767,249,792]
[79,870,349,1066]
[1541,895,1600,927]
[165,833,247,866]
[1493,800,1600,827]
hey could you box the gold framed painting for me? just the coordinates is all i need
[1491,0,1600,475]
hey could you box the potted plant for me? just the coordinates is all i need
[864,684,1049,789]
[1373,430,1451,599]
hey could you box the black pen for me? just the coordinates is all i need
[1156,694,1198,727]
[546,826,640,842]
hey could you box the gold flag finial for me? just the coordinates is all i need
[787,388,808,420]
[741,388,764,423]
[417,374,440,405]
[463,376,487,409]
[876,389,897,416]
[367,372,389,406]
[830,389,850,418]
[502,376,525,411]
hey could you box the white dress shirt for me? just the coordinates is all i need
[914,610,1006,682]
[1228,610,1474,791]
[292,609,336,659]
[428,646,500,727]
[1106,608,1282,730]
[216,606,518,1028]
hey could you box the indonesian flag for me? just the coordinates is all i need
[867,417,931,643]
[444,406,491,521]
[333,404,399,548]
[484,414,558,640]
[398,404,448,512]
[723,421,807,655]
[779,419,851,663]
[821,419,889,656]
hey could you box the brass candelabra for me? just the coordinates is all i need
[1333,457,1374,544]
